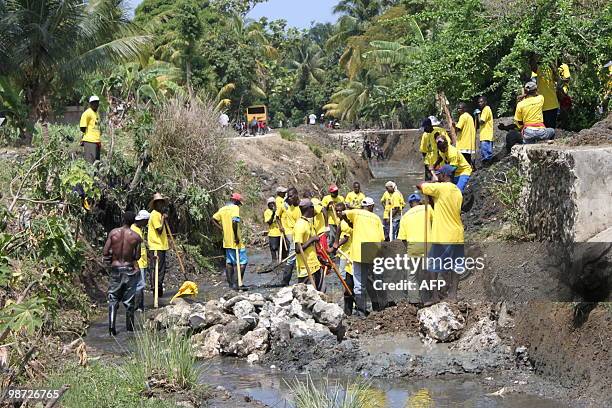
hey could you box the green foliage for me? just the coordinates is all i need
[307,143,324,159]
[288,375,378,408]
[60,160,101,205]
[0,297,45,336]
[280,129,298,141]
[489,166,528,238]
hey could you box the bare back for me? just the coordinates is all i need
[104,226,142,267]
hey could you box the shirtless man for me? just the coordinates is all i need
[103,211,142,335]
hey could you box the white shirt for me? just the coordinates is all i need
[219,113,229,127]
[308,114,316,125]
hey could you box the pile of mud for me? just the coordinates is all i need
[345,301,419,338]
[565,113,612,146]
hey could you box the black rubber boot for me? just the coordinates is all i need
[343,295,354,316]
[281,263,294,286]
[354,294,368,318]
[126,310,135,332]
[108,303,118,336]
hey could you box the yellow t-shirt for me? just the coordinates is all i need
[437,145,473,177]
[421,183,464,244]
[321,194,344,225]
[311,198,328,235]
[264,208,281,237]
[339,220,353,275]
[212,204,244,249]
[420,127,450,166]
[381,190,405,220]
[514,95,545,128]
[456,112,476,153]
[130,224,148,269]
[293,217,321,278]
[534,67,559,111]
[277,203,301,235]
[558,64,571,94]
[275,196,287,230]
[79,108,101,143]
[344,209,384,263]
[397,204,433,257]
[345,191,365,209]
[479,105,494,142]
[148,210,169,251]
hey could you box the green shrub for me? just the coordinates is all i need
[307,143,323,158]
[287,375,378,408]
[489,166,528,238]
[280,128,297,141]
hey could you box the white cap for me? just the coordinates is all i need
[276,186,288,193]
[362,197,375,207]
[89,95,100,103]
[135,210,151,221]
[385,181,396,189]
[428,115,441,126]
[266,197,275,204]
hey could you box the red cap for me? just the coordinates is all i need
[230,193,242,202]
[328,184,339,193]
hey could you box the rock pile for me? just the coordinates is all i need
[417,302,465,342]
[153,284,345,363]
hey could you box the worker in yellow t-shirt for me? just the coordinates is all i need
[453,103,476,166]
[397,193,433,304]
[278,187,302,286]
[79,95,102,164]
[344,181,365,209]
[380,181,404,241]
[433,134,472,193]
[417,165,464,305]
[321,184,344,244]
[147,193,169,298]
[264,197,282,262]
[341,197,385,316]
[515,81,555,144]
[293,199,323,290]
[212,193,247,289]
[529,54,570,129]
[477,96,494,164]
[332,201,354,315]
[131,210,150,312]
[420,116,452,180]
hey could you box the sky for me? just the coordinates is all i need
[125,0,338,28]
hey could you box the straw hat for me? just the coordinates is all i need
[148,192,167,209]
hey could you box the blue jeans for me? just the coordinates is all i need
[523,127,555,144]
[454,175,470,193]
[383,218,400,241]
[137,268,147,292]
[480,141,493,161]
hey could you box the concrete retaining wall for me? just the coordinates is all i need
[513,144,612,243]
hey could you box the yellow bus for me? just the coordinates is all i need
[246,105,267,123]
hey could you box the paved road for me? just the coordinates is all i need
[230,132,279,141]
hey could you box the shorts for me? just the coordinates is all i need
[225,248,248,265]
[269,236,281,251]
[426,244,465,273]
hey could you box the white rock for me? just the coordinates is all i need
[292,283,322,309]
[288,318,334,341]
[273,286,294,307]
[192,324,224,358]
[453,317,501,352]
[417,302,465,342]
[236,327,269,357]
[233,300,255,318]
[312,300,344,331]
[289,298,311,320]
[246,353,260,364]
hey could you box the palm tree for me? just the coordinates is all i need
[323,72,387,123]
[290,43,325,91]
[0,0,151,122]
[333,0,386,23]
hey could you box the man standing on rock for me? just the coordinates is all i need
[417,165,464,305]
[148,193,169,298]
[131,210,150,312]
[79,95,102,164]
[278,188,302,286]
[103,211,142,335]
[341,197,385,316]
[453,103,476,166]
[345,181,365,209]
[478,96,494,165]
[432,134,473,193]
[213,193,248,289]
[264,197,281,263]
[381,181,404,241]
[420,116,452,180]
[322,184,344,245]
[294,199,324,290]
[514,81,555,144]
[397,193,433,304]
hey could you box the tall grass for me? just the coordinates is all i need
[130,327,201,389]
[280,128,297,141]
[287,375,380,408]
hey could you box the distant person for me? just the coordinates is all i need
[529,54,570,129]
[264,197,281,262]
[433,134,472,193]
[515,81,555,144]
[219,112,230,128]
[453,103,476,165]
[308,113,317,125]
[322,184,345,244]
[420,116,451,180]
[294,199,324,290]
[131,210,150,312]
[212,193,247,289]
[363,140,372,160]
[345,181,365,209]
[381,181,404,241]
[79,95,101,163]
[148,193,170,298]
[477,96,494,164]
[249,117,258,136]
[417,165,464,305]
[103,211,142,335]
[278,188,302,286]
